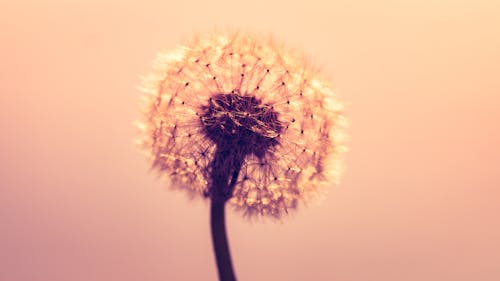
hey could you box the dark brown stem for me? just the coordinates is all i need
[210,200,237,281]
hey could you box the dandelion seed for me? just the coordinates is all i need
[137,32,346,281]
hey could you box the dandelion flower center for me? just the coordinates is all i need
[201,93,283,157]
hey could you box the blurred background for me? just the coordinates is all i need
[1,0,499,280]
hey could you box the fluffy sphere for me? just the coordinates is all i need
[138,32,346,218]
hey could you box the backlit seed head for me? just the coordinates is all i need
[138,32,346,218]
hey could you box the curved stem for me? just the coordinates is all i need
[210,200,237,281]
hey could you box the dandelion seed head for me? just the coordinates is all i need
[138,32,346,218]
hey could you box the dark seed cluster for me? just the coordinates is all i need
[201,93,282,157]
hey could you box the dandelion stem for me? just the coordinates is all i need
[210,199,237,281]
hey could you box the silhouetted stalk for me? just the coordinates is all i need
[210,200,237,281]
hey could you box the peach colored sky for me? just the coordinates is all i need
[1,0,499,280]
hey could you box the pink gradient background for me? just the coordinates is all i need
[1,0,499,280]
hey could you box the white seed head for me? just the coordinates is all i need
[138,32,346,218]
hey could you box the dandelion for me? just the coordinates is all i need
[138,32,346,281]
